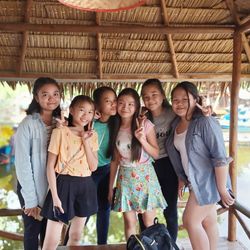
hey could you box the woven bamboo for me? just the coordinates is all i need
[0,0,250,87]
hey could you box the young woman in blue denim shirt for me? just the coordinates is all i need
[15,77,61,250]
[165,81,234,250]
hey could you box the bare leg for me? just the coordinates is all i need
[141,209,156,227]
[202,206,218,250]
[42,220,63,250]
[183,191,217,250]
[67,216,86,246]
[123,211,137,240]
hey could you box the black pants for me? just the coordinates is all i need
[91,165,111,245]
[17,182,47,250]
[138,157,178,241]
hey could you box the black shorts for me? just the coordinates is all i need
[41,175,98,222]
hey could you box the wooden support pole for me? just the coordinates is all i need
[228,30,242,241]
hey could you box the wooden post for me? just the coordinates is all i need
[228,30,242,241]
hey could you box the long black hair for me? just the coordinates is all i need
[109,88,142,162]
[26,77,61,117]
[171,81,203,120]
[68,95,95,130]
[141,78,171,121]
[93,86,117,158]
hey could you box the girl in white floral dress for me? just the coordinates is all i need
[108,88,167,240]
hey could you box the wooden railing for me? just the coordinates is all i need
[231,201,250,239]
[0,200,249,243]
[0,208,23,241]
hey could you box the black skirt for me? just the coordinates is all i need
[41,175,98,222]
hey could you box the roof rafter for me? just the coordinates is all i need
[239,19,250,33]
[160,0,179,79]
[96,13,103,79]
[0,23,235,34]
[225,0,250,62]
[240,15,250,25]
[17,0,33,74]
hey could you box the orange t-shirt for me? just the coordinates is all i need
[48,126,98,177]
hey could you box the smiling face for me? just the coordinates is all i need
[142,84,165,114]
[35,83,61,112]
[171,87,197,119]
[70,101,95,127]
[117,94,136,120]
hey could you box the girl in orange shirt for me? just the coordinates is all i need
[42,95,98,249]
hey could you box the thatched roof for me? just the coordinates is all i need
[0,0,250,87]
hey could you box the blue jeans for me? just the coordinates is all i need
[91,164,111,245]
[17,182,47,250]
[138,157,178,241]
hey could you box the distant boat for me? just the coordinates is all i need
[219,107,250,132]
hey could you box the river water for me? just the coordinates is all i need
[0,146,249,249]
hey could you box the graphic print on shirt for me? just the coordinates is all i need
[116,130,132,163]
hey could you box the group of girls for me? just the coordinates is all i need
[14,77,234,250]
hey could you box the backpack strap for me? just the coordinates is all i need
[134,235,146,250]
[165,233,180,250]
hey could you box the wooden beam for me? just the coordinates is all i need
[228,30,242,242]
[225,0,239,25]
[17,31,28,74]
[96,13,103,79]
[242,35,250,62]
[239,19,250,33]
[0,23,235,34]
[225,0,250,62]
[24,0,33,22]
[0,230,23,241]
[1,72,250,81]
[240,15,250,25]
[232,209,250,239]
[160,0,179,79]
[17,0,33,74]
[0,209,22,217]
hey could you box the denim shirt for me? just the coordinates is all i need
[14,113,50,209]
[165,115,232,206]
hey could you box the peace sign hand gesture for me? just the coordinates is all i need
[55,110,68,128]
[81,122,94,143]
[135,116,146,143]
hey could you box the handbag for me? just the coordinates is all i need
[127,218,180,250]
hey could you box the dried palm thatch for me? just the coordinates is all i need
[0,0,250,90]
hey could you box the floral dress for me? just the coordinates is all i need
[113,119,167,213]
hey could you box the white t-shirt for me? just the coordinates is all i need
[174,129,189,179]
[116,119,154,167]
